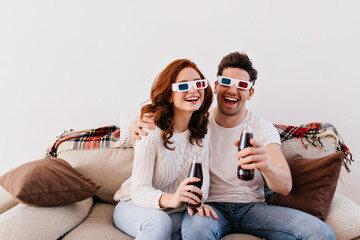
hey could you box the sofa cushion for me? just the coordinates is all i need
[62,201,133,240]
[59,194,360,240]
[222,234,262,240]
[271,152,342,220]
[58,147,134,204]
[0,197,93,240]
[325,193,360,240]
[0,186,18,214]
[0,158,101,207]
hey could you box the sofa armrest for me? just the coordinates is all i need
[325,193,360,240]
[0,186,18,214]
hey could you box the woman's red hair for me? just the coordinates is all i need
[141,59,213,150]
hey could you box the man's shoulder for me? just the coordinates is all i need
[248,110,277,132]
[248,110,271,123]
[248,110,269,124]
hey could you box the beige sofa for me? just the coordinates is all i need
[1,123,360,240]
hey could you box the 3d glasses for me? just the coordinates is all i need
[217,76,253,90]
[172,79,208,92]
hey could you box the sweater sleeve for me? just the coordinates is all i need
[130,127,164,208]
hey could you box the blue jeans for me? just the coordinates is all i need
[114,200,184,240]
[181,202,335,240]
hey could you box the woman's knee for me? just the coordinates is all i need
[140,211,173,238]
[147,210,172,229]
[113,201,172,239]
[113,202,125,229]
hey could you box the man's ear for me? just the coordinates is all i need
[247,88,254,100]
[214,81,218,94]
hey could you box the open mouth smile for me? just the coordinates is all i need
[185,96,200,102]
[223,96,239,104]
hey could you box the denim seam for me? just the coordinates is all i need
[238,224,301,239]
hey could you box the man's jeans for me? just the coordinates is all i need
[182,202,335,240]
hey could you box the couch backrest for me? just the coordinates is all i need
[58,147,133,204]
[56,125,339,205]
[281,136,336,161]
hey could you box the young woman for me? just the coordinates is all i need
[113,59,216,240]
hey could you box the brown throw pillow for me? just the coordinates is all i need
[0,158,101,207]
[272,152,343,220]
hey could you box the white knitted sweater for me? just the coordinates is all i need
[114,126,210,210]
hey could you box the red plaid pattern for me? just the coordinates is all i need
[47,125,120,157]
[274,122,353,172]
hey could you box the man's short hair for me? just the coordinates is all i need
[217,52,258,85]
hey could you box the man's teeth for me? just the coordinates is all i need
[186,97,199,102]
[224,97,238,102]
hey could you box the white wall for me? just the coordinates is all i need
[1,0,359,204]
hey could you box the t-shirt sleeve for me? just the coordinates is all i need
[255,119,281,147]
[130,127,164,208]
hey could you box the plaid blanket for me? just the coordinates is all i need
[46,125,120,158]
[46,123,353,172]
[274,122,353,172]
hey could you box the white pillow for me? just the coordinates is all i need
[0,198,93,240]
[0,186,18,214]
[325,193,360,240]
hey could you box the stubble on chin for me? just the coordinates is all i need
[217,102,241,117]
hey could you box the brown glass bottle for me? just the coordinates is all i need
[238,121,254,180]
[186,154,203,208]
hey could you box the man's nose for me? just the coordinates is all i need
[228,84,238,92]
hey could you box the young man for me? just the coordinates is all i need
[132,52,335,239]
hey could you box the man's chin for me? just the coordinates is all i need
[218,104,240,117]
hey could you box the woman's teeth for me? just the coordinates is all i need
[185,97,199,102]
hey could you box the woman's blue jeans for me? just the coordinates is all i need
[181,202,335,240]
[113,200,183,240]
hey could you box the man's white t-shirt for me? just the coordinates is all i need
[206,109,281,203]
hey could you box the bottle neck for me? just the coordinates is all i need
[242,121,252,133]
[192,153,201,164]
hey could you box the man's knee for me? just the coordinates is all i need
[182,212,220,240]
[287,211,335,240]
[303,219,335,240]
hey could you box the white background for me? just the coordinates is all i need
[1,0,359,204]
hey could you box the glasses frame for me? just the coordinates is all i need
[171,79,208,92]
[217,76,253,90]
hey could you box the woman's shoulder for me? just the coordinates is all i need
[135,125,162,146]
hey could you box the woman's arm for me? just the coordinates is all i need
[130,127,164,208]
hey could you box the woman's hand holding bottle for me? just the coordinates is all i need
[159,177,202,208]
